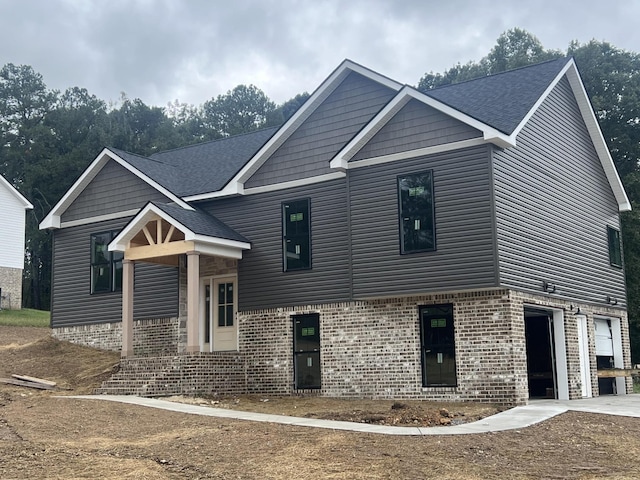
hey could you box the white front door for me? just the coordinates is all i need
[201,276,238,352]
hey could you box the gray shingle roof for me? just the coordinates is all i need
[152,202,250,244]
[424,57,571,135]
[149,127,278,196]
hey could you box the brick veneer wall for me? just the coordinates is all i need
[52,317,180,354]
[0,266,23,310]
[237,289,631,405]
[59,285,632,403]
[238,290,530,404]
[95,353,246,397]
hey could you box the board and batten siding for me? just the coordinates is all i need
[51,217,178,328]
[348,144,498,298]
[351,99,482,161]
[244,72,396,188]
[201,179,350,310]
[493,75,626,306]
[62,159,171,223]
[0,183,28,269]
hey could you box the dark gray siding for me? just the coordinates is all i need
[352,99,481,160]
[62,159,171,222]
[201,179,350,310]
[349,145,497,298]
[244,72,396,188]
[51,217,178,328]
[493,76,626,306]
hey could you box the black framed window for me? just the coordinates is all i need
[607,226,622,268]
[90,231,123,293]
[398,171,435,254]
[283,199,311,271]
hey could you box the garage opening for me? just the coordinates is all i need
[525,308,557,398]
[594,316,626,396]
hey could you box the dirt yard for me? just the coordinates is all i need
[1,326,640,479]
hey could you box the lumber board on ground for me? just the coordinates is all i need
[0,378,54,390]
[11,374,57,387]
[597,368,640,378]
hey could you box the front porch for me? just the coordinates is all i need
[109,202,251,358]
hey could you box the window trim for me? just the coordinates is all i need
[90,230,123,294]
[282,198,312,272]
[397,170,436,254]
[607,225,622,268]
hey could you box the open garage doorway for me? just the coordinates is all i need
[524,307,569,400]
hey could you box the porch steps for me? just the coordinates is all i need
[95,356,184,397]
[94,353,248,397]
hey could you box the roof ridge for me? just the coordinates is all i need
[426,56,570,92]
[149,125,281,158]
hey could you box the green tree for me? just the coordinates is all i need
[418,28,562,90]
[202,84,278,137]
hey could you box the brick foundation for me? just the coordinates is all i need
[0,266,23,310]
[52,317,180,355]
[56,287,631,405]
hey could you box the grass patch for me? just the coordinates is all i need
[634,379,640,394]
[0,308,50,327]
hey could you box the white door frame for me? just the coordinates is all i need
[594,315,626,395]
[576,314,592,398]
[199,274,238,352]
[524,305,569,400]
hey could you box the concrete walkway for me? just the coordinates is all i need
[62,394,640,436]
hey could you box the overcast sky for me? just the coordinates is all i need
[1,0,638,108]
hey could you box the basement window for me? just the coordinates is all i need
[90,231,123,293]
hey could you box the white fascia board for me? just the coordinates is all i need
[188,60,404,202]
[329,87,513,171]
[39,148,193,231]
[109,203,167,251]
[183,181,243,202]
[564,61,631,212]
[0,175,33,210]
[191,234,251,251]
[109,203,251,255]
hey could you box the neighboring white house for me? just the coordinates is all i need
[0,174,33,310]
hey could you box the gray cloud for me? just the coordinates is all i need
[0,0,637,108]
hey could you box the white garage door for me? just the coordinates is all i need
[594,318,613,356]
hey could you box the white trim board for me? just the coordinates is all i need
[243,172,346,195]
[109,202,250,254]
[60,209,141,229]
[345,138,487,170]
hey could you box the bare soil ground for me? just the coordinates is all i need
[1,326,640,479]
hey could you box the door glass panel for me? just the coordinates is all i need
[420,304,456,386]
[294,314,320,389]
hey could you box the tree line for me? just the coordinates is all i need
[1,28,639,361]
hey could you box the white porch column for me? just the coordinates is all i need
[121,259,135,357]
[186,250,200,352]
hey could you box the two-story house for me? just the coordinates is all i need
[40,58,632,405]
[0,174,33,310]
